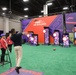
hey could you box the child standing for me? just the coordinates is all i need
[0,34,7,63]
[7,33,13,53]
[0,37,1,49]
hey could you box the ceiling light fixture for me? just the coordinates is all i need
[39,15,42,17]
[2,12,5,15]
[63,7,69,10]
[23,0,29,2]
[24,8,29,11]
[2,7,7,11]
[47,3,53,6]
[41,10,44,13]
[2,12,6,16]
[24,15,28,17]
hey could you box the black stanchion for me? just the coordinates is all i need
[0,49,12,68]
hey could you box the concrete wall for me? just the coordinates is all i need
[0,17,4,30]
[0,17,21,32]
[9,19,21,32]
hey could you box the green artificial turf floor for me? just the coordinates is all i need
[0,44,76,75]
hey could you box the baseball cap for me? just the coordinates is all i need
[1,33,6,37]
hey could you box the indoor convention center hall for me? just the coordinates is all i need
[0,0,76,75]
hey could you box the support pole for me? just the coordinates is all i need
[62,11,66,33]
[3,17,9,33]
[43,4,48,16]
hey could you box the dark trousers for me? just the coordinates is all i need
[8,44,12,52]
[1,48,6,62]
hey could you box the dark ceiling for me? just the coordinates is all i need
[0,0,76,17]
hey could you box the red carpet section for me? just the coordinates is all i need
[0,68,43,75]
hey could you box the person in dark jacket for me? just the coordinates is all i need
[11,28,27,74]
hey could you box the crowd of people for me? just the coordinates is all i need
[0,33,13,64]
[0,28,27,74]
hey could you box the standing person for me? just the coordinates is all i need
[0,34,7,64]
[10,28,26,74]
[6,33,13,53]
[0,36,1,62]
[0,36,1,49]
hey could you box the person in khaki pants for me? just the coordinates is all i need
[11,28,27,74]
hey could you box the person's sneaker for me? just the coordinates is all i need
[15,66,22,74]
[15,67,19,74]
[18,66,22,69]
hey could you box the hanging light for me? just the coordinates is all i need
[41,10,44,13]
[47,3,53,6]
[23,0,29,2]
[63,6,69,10]
[24,15,28,18]
[24,8,29,11]
[2,7,7,11]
